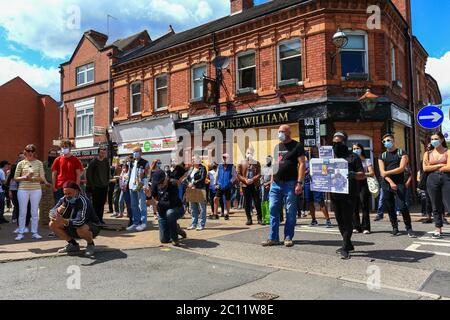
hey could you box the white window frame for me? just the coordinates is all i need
[74,98,95,138]
[76,63,94,86]
[130,82,142,116]
[340,30,369,79]
[277,38,303,84]
[191,64,207,99]
[155,74,168,111]
[391,46,397,81]
[236,50,256,90]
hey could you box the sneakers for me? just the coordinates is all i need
[126,224,138,232]
[187,224,197,230]
[111,213,119,218]
[14,234,24,241]
[374,215,383,221]
[325,220,333,228]
[431,232,443,239]
[196,225,204,231]
[177,225,187,238]
[284,239,294,247]
[257,219,263,225]
[58,243,80,254]
[353,229,360,234]
[48,232,57,238]
[135,224,147,232]
[310,219,318,226]
[85,244,95,258]
[392,228,400,236]
[115,213,124,218]
[407,230,416,238]
[246,220,253,226]
[301,211,308,218]
[172,240,180,247]
[32,233,42,240]
[224,214,230,221]
[261,239,282,247]
[363,230,371,235]
[339,249,351,260]
[422,219,433,224]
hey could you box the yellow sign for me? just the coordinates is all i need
[202,112,289,131]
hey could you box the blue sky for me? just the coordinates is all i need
[0,0,449,133]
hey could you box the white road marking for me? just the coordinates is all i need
[405,235,450,257]
[295,225,340,234]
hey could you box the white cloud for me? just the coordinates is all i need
[0,55,60,100]
[426,51,450,102]
[0,0,229,60]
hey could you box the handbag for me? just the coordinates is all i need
[367,176,380,199]
[418,172,429,190]
[261,201,270,225]
[185,188,207,203]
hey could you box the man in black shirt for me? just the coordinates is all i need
[378,134,415,237]
[262,125,306,248]
[152,169,186,246]
[330,132,365,260]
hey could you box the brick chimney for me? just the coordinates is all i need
[391,0,412,27]
[230,0,254,15]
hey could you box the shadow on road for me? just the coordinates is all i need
[293,240,375,247]
[179,239,220,249]
[81,248,128,267]
[353,250,434,263]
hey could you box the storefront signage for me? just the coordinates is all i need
[71,148,100,159]
[201,111,290,132]
[391,104,412,128]
[120,137,177,154]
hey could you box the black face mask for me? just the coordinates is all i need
[48,156,56,165]
[333,142,349,158]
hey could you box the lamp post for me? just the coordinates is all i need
[330,29,348,76]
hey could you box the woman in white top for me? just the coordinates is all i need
[352,143,375,235]
[13,144,50,240]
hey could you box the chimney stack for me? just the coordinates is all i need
[230,0,254,15]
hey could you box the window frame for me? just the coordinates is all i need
[130,81,142,116]
[191,64,207,100]
[340,30,369,79]
[277,38,303,84]
[76,63,95,87]
[155,74,169,111]
[75,105,94,138]
[391,46,397,81]
[236,50,257,91]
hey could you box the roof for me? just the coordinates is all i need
[115,0,311,66]
[0,76,57,102]
[111,30,150,52]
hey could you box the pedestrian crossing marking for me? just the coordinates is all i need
[295,225,340,235]
[405,233,450,257]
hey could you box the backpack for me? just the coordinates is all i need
[381,148,404,161]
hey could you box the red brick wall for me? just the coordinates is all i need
[0,78,58,162]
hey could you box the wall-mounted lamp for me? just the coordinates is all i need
[330,29,348,76]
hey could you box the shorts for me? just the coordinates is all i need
[64,223,100,240]
[304,183,325,205]
[215,188,232,201]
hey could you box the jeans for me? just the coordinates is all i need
[190,202,207,227]
[158,207,184,243]
[18,189,42,234]
[91,187,108,223]
[377,188,384,217]
[119,190,132,214]
[382,182,412,230]
[0,192,5,219]
[427,172,450,228]
[268,181,297,241]
[130,189,147,226]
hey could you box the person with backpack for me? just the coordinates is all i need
[423,132,450,239]
[378,134,415,237]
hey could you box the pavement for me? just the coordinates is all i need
[1,208,450,300]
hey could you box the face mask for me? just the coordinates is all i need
[133,152,140,158]
[383,141,394,149]
[266,158,272,166]
[156,162,162,169]
[333,142,348,158]
[353,149,362,156]
[62,148,70,155]
[48,156,56,164]
[431,140,441,148]
[67,196,77,204]
[246,154,253,161]
[278,132,286,142]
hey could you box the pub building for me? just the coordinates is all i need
[108,0,441,174]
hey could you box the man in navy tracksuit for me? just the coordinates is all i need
[213,153,237,221]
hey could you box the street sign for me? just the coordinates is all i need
[417,105,444,129]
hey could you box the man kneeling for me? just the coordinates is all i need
[49,181,100,258]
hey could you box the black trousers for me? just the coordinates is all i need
[382,182,412,230]
[108,181,115,213]
[209,189,224,215]
[427,172,450,228]
[243,185,262,221]
[353,181,371,232]
[331,194,355,251]
[418,189,432,216]
[92,187,108,223]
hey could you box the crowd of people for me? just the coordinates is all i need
[0,126,449,260]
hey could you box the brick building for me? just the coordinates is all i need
[109,0,442,173]
[60,29,151,163]
[0,77,59,163]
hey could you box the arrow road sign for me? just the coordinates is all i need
[417,105,444,129]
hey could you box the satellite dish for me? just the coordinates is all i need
[213,56,230,69]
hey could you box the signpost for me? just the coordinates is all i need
[417,105,444,130]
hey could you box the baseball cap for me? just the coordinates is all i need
[333,132,347,140]
[152,169,167,185]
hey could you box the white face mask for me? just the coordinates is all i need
[246,154,253,161]
[278,132,286,142]
[62,148,70,155]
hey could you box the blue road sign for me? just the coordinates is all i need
[417,105,444,129]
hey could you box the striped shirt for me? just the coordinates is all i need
[14,159,45,190]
